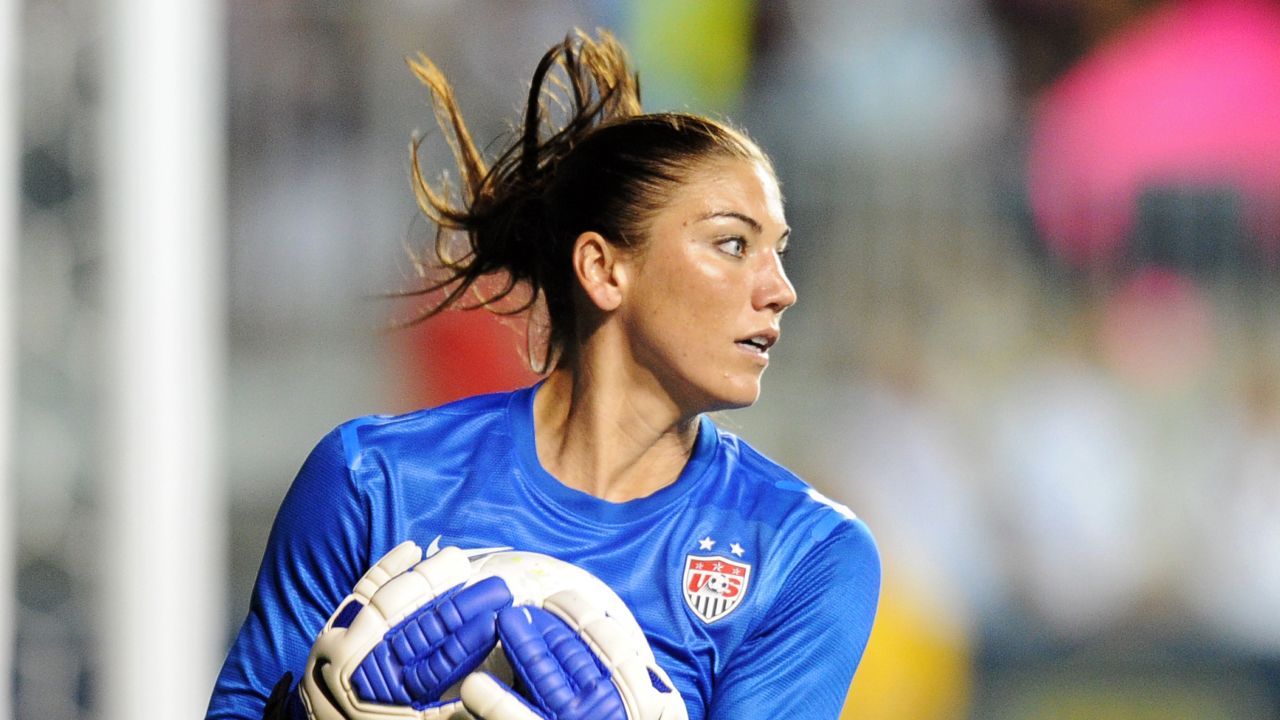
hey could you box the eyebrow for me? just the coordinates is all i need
[696,210,791,240]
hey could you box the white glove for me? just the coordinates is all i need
[300,541,514,720]
[458,590,688,720]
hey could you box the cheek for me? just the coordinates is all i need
[624,240,747,365]
[655,281,743,376]
[648,263,734,335]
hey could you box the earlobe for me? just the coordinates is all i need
[572,231,625,312]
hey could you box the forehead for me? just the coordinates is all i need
[666,158,785,227]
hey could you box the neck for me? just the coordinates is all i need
[532,363,700,503]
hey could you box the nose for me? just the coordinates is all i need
[753,250,798,313]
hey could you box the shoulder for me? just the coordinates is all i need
[329,388,523,472]
[713,423,871,539]
[707,422,879,588]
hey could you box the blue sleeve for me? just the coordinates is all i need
[708,519,880,720]
[206,427,371,719]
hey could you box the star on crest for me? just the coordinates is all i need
[730,542,745,557]
[698,536,715,551]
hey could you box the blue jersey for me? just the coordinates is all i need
[207,384,880,719]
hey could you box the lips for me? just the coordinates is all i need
[735,330,778,353]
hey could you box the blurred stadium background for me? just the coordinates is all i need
[6,0,1280,717]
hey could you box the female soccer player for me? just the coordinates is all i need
[207,30,879,720]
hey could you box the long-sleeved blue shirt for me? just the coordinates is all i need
[207,383,880,719]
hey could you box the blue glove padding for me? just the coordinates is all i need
[459,590,688,720]
[496,605,626,720]
[350,575,514,708]
[302,542,517,720]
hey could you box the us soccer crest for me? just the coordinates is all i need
[683,554,751,623]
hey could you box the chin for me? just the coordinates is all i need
[701,378,762,413]
[665,367,763,417]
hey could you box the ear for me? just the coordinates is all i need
[572,231,626,312]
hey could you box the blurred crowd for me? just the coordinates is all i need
[13,0,1280,717]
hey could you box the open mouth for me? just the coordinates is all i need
[736,334,776,354]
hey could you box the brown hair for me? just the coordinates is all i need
[403,29,770,371]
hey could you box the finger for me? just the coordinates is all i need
[460,671,545,720]
[538,590,604,631]
[396,577,515,698]
[539,592,685,720]
[349,576,513,705]
[577,614,636,670]
[496,606,626,720]
[351,540,424,601]
[542,590,654,665]
[368,546,472,624]
[571,615,682,720]
[496,606,578,712]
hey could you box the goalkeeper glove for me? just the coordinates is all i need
[297,540,514,720]
[458,589,688,720]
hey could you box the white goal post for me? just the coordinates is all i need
[100,0,227,716]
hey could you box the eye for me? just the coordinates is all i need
[717,237,747,258]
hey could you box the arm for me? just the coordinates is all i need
[207,427,370,720]
[708,520,880,720]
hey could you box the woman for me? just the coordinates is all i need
[208,30,879,720]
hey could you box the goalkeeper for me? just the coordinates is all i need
[206,29,880,720]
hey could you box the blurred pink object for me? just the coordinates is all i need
[1028,0,1280,268]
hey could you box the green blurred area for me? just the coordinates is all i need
[623,0,756,113]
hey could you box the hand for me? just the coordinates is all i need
[300,541,514,720]
[459,590,688,720]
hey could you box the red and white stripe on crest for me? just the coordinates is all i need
[682,555,752,623]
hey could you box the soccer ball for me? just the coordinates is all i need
[305,545,653,720]
[445,551,645,696]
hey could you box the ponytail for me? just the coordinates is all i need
[400,29,767,372]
